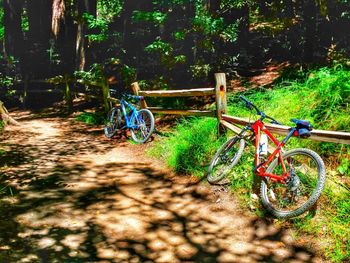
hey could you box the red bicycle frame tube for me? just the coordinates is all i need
[251,120,290,183]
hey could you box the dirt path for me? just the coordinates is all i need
[0,113,324,263]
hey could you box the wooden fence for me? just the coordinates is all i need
[129,73,228,118]
[128,73,350,145]
[16,72,350,145]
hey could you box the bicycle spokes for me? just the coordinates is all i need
[130,109,155,143]
[264,152,321,213]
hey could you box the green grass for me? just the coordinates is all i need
[75,111,106,125]
[148,117,223,176]
[149,66,350,262]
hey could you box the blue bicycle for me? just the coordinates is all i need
[104,92,155,143]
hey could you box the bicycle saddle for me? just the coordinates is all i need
[291,119,313,138]
[291,119,313,130]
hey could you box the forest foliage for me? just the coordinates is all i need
[1,1,350,261]
[1,0,350,97]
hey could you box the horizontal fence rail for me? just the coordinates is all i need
[129,74,226,119]
[147,107,216,117]
[222,114,350,145]
[138,88,215,97]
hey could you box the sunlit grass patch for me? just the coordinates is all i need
[148,117,223,176]
[150,66,350,262]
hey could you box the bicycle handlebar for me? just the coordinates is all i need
[109,89,144,101]
[239,95,263,116]
[238,95,283,125]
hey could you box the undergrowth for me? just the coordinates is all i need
[149,66,350,262]
[75,111,105,125]
[148,117,223,176]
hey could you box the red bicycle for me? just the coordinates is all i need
[207,95,326,218]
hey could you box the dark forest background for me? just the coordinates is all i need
[1,0,350,106]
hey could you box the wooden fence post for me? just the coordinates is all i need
[215,73,227,135]
[102,78,111,113]
[131,82,148,109]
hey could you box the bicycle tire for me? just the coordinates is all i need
[104,108,122,138]
[260,148,326,219]
[130,109,155,143]
[207,136,245,184]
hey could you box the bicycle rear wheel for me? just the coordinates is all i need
[260,148,326,219]
[104,108,122,138]
[207,136,245,184]
[130,109,155,143]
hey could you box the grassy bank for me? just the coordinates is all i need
[149,67,350,262]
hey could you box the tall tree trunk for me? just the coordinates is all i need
[55,2,76,74]
[52,0,65,37]
[3,0,24,59]
[75,0,97,71]
[25,0,52,78]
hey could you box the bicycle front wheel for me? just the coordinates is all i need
[104,108,122,138]
[130,109,155,143]
[260,148,326,219]
[207,136,245,184]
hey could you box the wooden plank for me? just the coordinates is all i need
[148,107,216,117]
[215,73,227,135]
[220,119,277,153]
[220,120,242,134]
[138,87,215,97]
[215,73,227,118]
[222,114,350,145]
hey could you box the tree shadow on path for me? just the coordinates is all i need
[0,114,324,262]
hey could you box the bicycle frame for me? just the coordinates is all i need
[119,99,140,130]
[249,119,297,184]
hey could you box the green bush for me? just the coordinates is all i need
[75,111,105,125]
[148,117,224,176]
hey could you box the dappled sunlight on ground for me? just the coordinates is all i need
[0,113,324,262]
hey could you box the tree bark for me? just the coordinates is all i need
[3,0,24,59]
[75,0,97,71]
[55,3,76,74]
[0,101,19,126]
[25,0,52,78]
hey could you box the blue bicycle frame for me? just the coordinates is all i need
[119,97,142,130]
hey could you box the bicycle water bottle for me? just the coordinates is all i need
[260,134,268,155]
